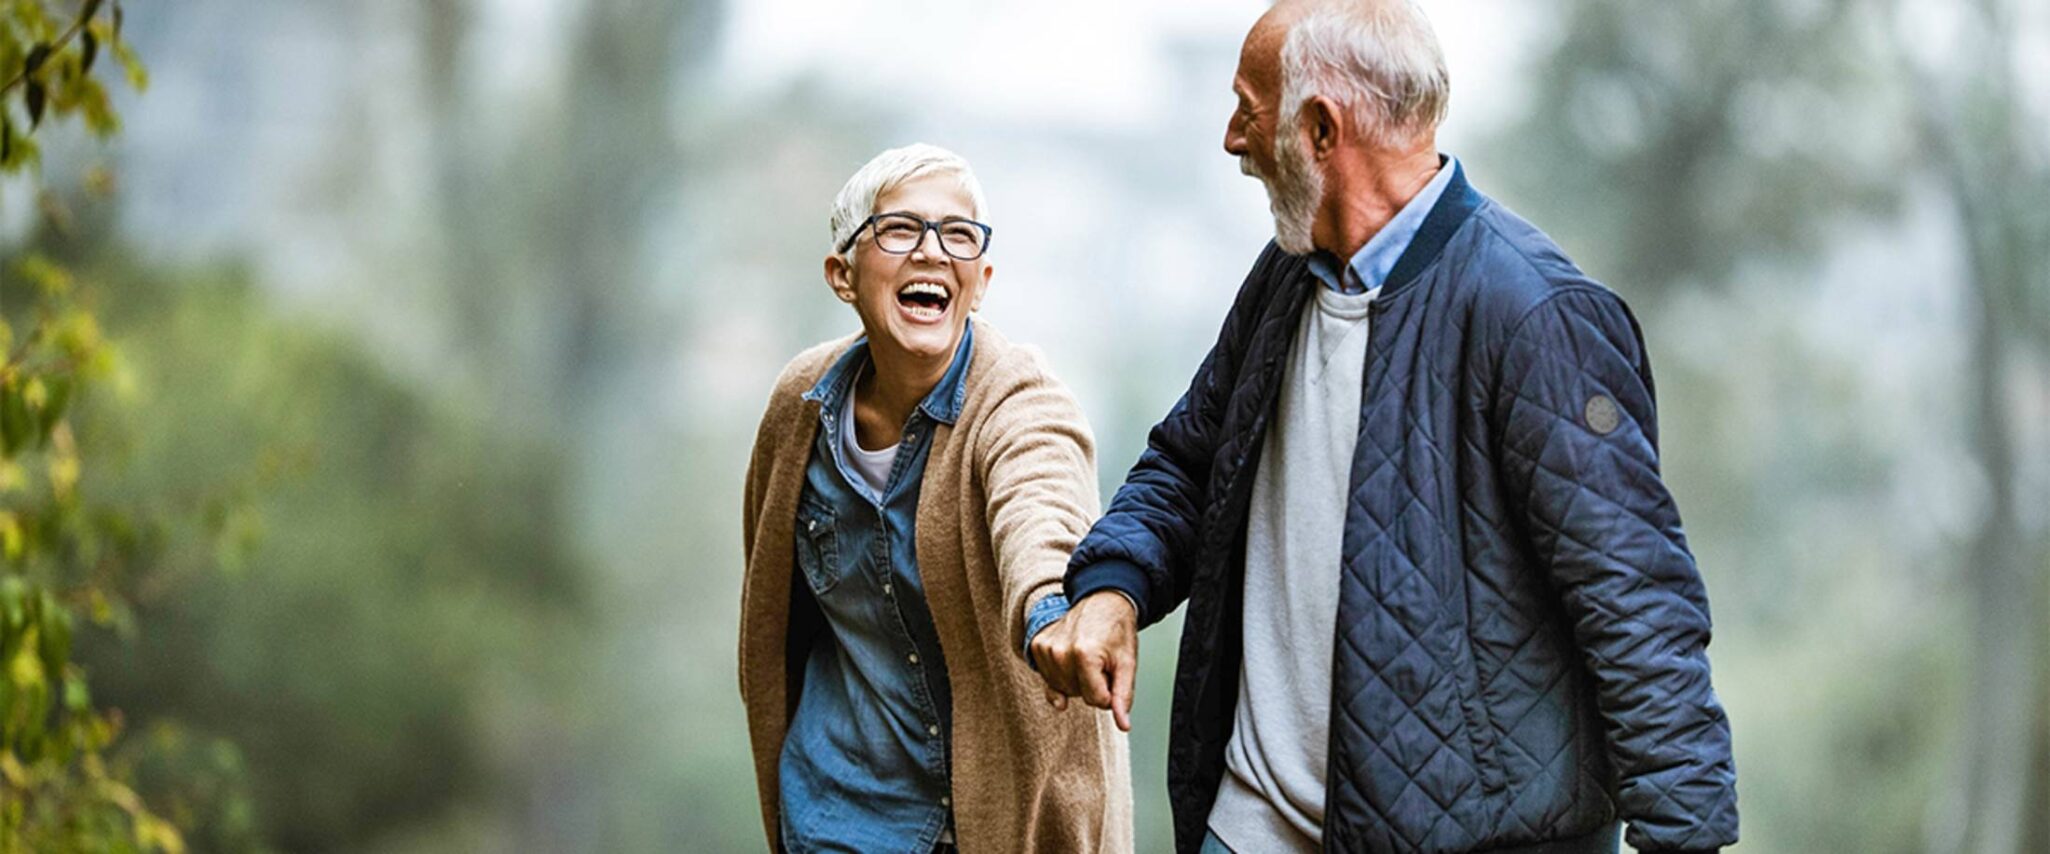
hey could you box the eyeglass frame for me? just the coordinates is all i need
[837,212,995,261]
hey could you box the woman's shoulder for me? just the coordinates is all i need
[766,333,861,406]
[962,319,1088,435]
[966,319,1064,397]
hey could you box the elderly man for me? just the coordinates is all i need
[739,144,1132,852]
[1029,2,1738,853]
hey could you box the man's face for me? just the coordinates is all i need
[828,173,992,362]
[1225,12,1323,254]
[1224,22,1283,182]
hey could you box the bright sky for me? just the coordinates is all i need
[716,0,1545,141]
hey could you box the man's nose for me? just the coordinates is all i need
[1223,115,1248,157]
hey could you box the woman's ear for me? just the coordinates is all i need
[824,253,857,303]
[971,262,994,311]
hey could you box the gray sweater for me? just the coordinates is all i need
[1208,284,1377,852]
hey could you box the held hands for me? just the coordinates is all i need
[1029,591,1140,732]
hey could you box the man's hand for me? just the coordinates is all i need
[1029,591,1140,732]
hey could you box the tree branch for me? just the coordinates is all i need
[0,2,100,100]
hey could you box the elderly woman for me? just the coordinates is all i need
[738,144,1133,853]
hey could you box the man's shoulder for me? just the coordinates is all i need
[1210,240,1316,350]
[1242,240,1315,301]
[1450,199,1623,335]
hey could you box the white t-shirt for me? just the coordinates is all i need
[840,389,898,499]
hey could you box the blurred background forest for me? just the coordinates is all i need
[0,0,2043,851]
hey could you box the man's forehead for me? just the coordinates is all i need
[1236,5,1297,93]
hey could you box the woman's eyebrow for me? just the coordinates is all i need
[877,208,974,221]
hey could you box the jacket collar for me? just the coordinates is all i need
[1377,157,1484,302]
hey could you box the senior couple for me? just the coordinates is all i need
[737,2,1738,852]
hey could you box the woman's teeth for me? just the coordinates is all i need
[897,281,950,318]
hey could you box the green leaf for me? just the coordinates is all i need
[80,31,97,75]
[0,576,24,627]
[7,626,43,690]
[116,43,146,91]
[37,592,72,684]
[24,43,51,76]
[25,81,46,128]
[1,383,29,457]
[63,673,88,712]
[41,376,72,436]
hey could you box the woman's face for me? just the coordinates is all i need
[827,174,992,364]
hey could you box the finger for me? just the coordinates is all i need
[1033,645,1068,695]
[1043,684,1066,709]
[1047,651,1085,698]
[1109,654,1135,733]
[1079,653,1114,710]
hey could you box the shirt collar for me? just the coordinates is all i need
[802,323,976,427]
[1306,154,1460,294]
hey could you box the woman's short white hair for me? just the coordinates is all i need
[1279,0,1450,150]
[829,143,990,258]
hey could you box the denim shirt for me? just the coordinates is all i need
[778,327,973,853]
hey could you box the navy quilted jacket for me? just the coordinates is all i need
[1065,164,1737,854]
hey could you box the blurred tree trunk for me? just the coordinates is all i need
[409,2,708,849]
[1901,1,2050,851]
[414,0,716,428]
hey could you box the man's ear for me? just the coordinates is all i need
[1305,95,1343,158]
[824,253,857,303]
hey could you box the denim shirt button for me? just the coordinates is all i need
[927,724,940,737]
[907,653,919,664]
[940,796,951,807]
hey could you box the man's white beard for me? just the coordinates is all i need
[1247,125,1322,255]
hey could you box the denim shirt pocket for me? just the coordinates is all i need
[794,498,842,595]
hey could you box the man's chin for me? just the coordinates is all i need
[1272,220,1315,255]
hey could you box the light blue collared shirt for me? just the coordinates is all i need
[1304,155,1459,294]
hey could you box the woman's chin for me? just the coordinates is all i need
[875,322,961,362]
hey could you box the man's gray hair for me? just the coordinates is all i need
[829,143,990,258]
[1278,0,1450,150]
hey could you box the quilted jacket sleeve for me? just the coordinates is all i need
[1493,287,1738,852]
[1064,242,1285,627]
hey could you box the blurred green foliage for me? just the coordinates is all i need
[62,250,591,852]
[4,2,596,850]
[0,1,190,851]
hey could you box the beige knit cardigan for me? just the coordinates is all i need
[738,318,1134,852]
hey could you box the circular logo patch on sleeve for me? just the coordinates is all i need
[1584,394,1622,435]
